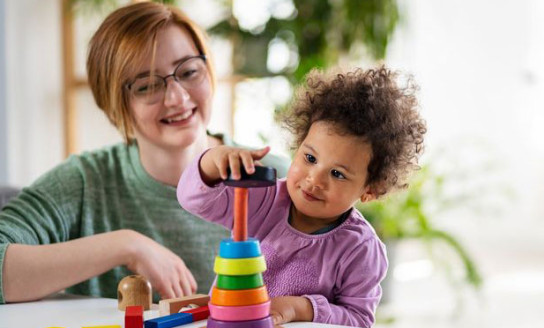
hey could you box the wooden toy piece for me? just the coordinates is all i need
[224,166,276,242]
[181,305,210,321]
[224,166,276,188]
[233,187,248,241]
[158,294,210,316]
[144,312,192,328]
[117,275,152,311]
[210,285,269,306]
[125,305,144,328]
[179,303,199,312]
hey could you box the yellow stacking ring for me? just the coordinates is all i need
[210,285,269,306]
[214,255,266,276]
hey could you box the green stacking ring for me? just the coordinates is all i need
[217,273,264,290]
[214,255,267,275]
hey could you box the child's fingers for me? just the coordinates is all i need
[217,155,229,180]
[240,152,255,174]
[228,152,242,179]
[251,146,271,160]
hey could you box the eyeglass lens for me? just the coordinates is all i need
[130,56,207,104]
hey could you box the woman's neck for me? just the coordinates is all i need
[137,133,222,186]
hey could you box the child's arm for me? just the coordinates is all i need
[270,296,314,324]
[177,146,276,230]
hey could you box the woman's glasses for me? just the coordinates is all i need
[127,55,207,105]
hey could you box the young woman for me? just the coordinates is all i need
[0,2,288,304]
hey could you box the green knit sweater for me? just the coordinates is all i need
[0,138,289,304]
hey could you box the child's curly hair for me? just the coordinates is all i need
[281,67,427,197]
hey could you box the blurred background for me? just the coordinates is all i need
[1,0,543,327]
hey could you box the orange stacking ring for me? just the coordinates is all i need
[211,285,269,306]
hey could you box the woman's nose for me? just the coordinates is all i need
[163,79,190,107]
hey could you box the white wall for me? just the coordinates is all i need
[381,1,544,325]
[387,0,544,223]
[6,0,63,187]
[0,0,7,184]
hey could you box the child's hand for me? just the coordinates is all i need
[200,145,271,185]
[124,230,197,299]
[270,296,314,325]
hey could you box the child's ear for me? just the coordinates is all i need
[360,187,376,203]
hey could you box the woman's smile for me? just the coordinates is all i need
[160,108,196,125]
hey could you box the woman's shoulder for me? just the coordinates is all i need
[71,142,132,168]
[32,142,131,189]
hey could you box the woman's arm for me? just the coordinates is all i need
[2,229,196,303]
[3,230,133,302]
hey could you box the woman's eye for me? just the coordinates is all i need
[331,170,345,179]
[178,69,198,80]
[136,85,149,93]
[305,154,316,163]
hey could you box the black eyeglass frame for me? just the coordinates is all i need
[126,54,207,91]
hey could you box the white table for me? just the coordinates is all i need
[0,294,351,328]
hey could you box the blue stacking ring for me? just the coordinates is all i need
[219,238,261,259]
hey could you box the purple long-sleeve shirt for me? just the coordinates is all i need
[177,154,388,327]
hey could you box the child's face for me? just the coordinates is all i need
[287,121,374,224]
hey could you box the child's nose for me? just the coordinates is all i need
[307,169,326,189]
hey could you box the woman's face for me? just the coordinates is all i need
[128,24,213,150]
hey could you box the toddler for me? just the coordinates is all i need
[177,67,426,327]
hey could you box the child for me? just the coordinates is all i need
[177,67,426,327]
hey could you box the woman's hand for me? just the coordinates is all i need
[124,230,197,299]
[270,296,314,325]
[199,145,271,185]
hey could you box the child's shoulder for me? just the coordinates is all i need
[337,208,383,244]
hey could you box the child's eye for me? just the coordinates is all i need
[305,154,316,163]
[331,169,346,179]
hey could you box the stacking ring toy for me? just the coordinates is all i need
[216,274,263,290]
[214,255,266,275]
[211,285,269,306]
[219,238,261,258]
[207,316,274,328]
[208,301,270,321]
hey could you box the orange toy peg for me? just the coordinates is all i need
[233,188,248,242]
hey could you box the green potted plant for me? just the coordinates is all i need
[356,162,483,302]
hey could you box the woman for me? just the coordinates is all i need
[0,2,288,303]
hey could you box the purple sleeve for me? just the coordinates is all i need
[176,150,234,229]
[177,151,277,231]
[304,237,388,327]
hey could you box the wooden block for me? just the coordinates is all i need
[144,312,193,328]
[125,305,144,328]
[118,275,152,311]
[158,294,210,316]
[181,305,210,321]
